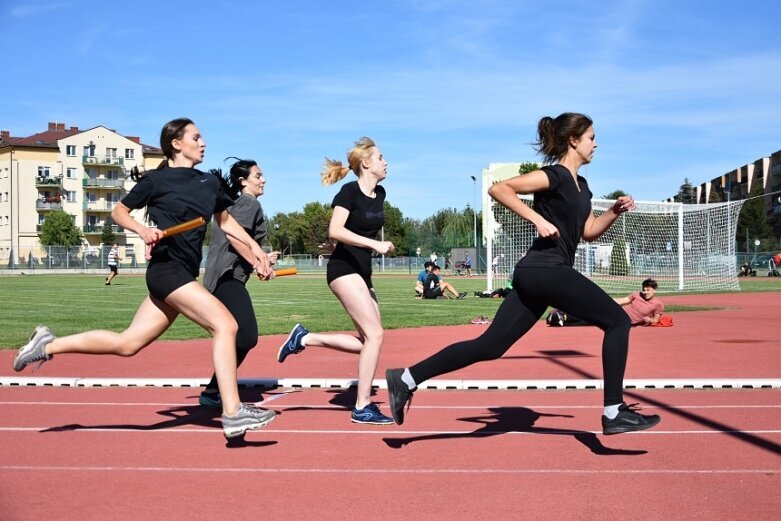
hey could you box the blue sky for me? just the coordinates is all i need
[2,0,779,219]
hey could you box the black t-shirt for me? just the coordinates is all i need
[121,167,233,276]
[423,272,441,298]
[329,181,385,267]
[519,164,593,268]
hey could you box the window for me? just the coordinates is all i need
[38,214,45,225]
[107,170,118,180]
[38,166,51,178]
[86,191,96,202]
[66,167,77,179]
[83,145,95,157]
[106,147,117,158]
[3,192,7,202]
[65,191,77,202]
[125,148,135,160]
[66,145,77,156]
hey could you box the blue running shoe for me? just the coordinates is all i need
[351,403,393,425]
[199,390,222,408]
[277,323,308,363]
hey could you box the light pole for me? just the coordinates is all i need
[470,175,477,274]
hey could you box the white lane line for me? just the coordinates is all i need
[0,427,780,435]
[0,401,779,409]
[0,465,777,475]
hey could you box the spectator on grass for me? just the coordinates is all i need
[423,265,467,299]
[415,261,434,297]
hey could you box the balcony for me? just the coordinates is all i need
[83,224,125,235]
[36,199,62,211]
[35,176,63,188]
[82,155,125,167]
[83,201,116,212]
[82,177,125,189]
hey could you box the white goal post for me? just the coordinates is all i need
[484,181,745,294]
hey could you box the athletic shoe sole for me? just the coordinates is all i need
[223,412,276,439]
[603,415,661,435]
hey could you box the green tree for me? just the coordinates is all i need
[609,235,629,276]
[382,201,407,256]
[301,202,332,256]
[737,184,775,251]
[39,211,82,247]
[518,162,540,174]
[602,189,628,200]
[101,216,116,245]
[674,178,696,204]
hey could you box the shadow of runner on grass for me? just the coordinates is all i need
[383,407,647,456]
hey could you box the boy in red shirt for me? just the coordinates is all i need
[614,278,664,325]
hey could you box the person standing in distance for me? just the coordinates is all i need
[278,137,396,424]
[386,113,661,435]
[105,243,121,285]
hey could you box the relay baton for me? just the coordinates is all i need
[159,217,207,238]
[145,217,207,260]
[257,267,298,280]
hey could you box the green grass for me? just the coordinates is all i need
[1,273,778,350]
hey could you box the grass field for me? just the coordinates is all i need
[1,273,779,350]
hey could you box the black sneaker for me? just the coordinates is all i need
[602,402,661,435]
[385,368,414,425]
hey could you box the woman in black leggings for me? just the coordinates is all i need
[200,157,278,408]
[387,112,661,435]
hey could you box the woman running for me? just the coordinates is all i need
[277,137,396,424]
[199,157,278,408]
[13,118,276,439]
[386,113,661,435]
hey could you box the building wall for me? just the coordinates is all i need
[0,125,164,265]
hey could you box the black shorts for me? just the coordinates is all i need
[423,286,444,299]
[146,260,196,301]
[108,265,118,273]
[326,257,377,302]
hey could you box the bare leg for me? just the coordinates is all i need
[326,274,384,409]
[164,282,240,416]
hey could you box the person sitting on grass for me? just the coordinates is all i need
[423,265,467,300]
[414,261,434,297]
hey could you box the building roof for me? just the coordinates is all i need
[0,122,162,154]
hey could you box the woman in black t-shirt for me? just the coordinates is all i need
[386,113,661,435]
[12,118,276,439]
[277,137,396,425]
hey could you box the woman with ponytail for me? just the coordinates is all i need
[13,119,276,439]
[386,113,662,435]
[277,137,396,425]
[199,158,278,409]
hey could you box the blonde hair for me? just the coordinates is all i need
[321,136,377,186]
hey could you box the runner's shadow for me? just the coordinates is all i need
[383,407,647,456]
[41,404,277,448]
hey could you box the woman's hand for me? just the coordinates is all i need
[612,195,635,215]
[534,218,560,239]
[374,241,395,255]
[142,226,164,260]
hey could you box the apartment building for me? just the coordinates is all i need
[0,122,164,265]
[665,149,781,241]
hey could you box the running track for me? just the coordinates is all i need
[1,292,779,520]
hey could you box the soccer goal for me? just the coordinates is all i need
[485,190,745,294]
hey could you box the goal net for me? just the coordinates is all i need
[485,191,745,294]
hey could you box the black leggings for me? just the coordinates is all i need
[205,275,259,392]
[409,265,631,406]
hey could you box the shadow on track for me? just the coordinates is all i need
[383,406,647,456]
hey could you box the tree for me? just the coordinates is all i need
[609,235,629,276]
[674,178,696,204]
[39,211,82,247]
[737,184,775,252]
[518,162,540,175]
[602,189,627,200]
[382,201,407,256]
[101,216,116,245]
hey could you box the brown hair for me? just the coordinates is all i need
[321,137,377,186]
[534,113,593,164]
[157,117,195,169]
